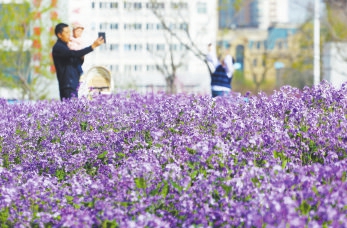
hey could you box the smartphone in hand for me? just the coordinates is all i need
[98,32,106,43]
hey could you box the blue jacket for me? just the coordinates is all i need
[52,39,93,90]
[211,65,232,89]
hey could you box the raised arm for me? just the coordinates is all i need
[223,55,235,78]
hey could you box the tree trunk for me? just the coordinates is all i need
[166,76,176,94]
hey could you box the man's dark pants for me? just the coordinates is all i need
[60,88,77,101]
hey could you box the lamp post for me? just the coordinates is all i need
[275,62,284,88]
[313,0,320,85]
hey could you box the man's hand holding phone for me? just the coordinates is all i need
[98,32,106,43]
[91,36,105,50]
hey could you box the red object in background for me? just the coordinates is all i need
[50,11,58,20]
[49,26,55,35]
[33,53,42,61]
[33,27,41,36]
[33,0,42,7]
[32,39,41,49]
[72,8,80,14]
[33,12,41,20]
[50,65,56,73]
[51,0,58,7]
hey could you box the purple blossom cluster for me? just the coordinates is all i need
[1,81,347,227]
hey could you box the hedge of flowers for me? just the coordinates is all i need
[1,81,347,227]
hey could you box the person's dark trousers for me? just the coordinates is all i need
[60,88,77,101]
[212,90,230,98]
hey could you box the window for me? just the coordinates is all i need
[124,44,132,51]
[109,65,119,72]
[180,44,187,51]
[134,65,142,71]
[124,23,142,31]
[253,58,257,66]
[146,23,155,30]
[171,2,188,9]
[169,23,177,30]
[146,2,165,9]
[146,65,156,71]
[134,23,142,30]
[99,45,107,51]
[134,44,143,51]
[110,44,119,51]
[156,44,165,51]
[179,23,188,31]
[197,2,207,14]
[110,2,118,8]
[124,65,132,72]
[99,2,108,8]
[170,44,178,51]
[125,2,143,10]
[110,23,118,30]
[124,2,132,9]
[146,44,154,51]
[99,23,108,30]
[256,41,261,49]
[156,23,163,30]
[134,2,142,9]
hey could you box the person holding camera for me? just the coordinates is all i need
[52,23,104,101]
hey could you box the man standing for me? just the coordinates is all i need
[52,23,104,100]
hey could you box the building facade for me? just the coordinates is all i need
[323,42,347,88]
[217,23,299,91]
[62,0,217,95]
[219,0,289,30]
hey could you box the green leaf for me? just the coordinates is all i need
[190,170,198,180]
[170,181,183,193]
[134,177,147,189]
[55,168,66,181]
[2,153,9,168]
[186,147,196,155]
[221,184,232,196]
[0,207,9,224]
[342,171,347,182]
[80,121,88,131]
[102,220,119,228]
[97,151,108,159]
[65,195,74,205]
[299,200,311,215]
[161,181,169,198]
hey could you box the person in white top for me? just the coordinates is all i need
[206,44,235,97]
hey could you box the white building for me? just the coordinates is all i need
[323,42,347,88]
[258,0,289,29]
[62,0,217,95]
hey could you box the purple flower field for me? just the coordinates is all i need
[1,82,347,227]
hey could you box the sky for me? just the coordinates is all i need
[289,0,325,24]
[289,0,312,24]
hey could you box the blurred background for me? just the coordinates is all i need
[0,0,346,100]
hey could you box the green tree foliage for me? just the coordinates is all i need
[324,0,347,41]
[279,21,315,90]
[0,0,59,100]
